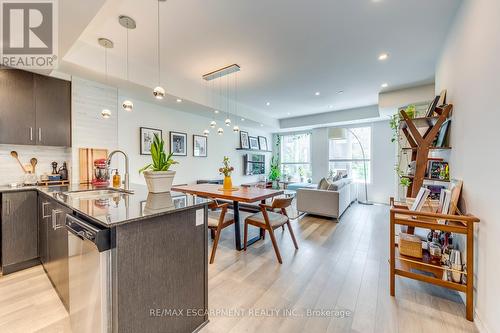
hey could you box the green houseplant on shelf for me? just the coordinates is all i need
[139,133,178,193]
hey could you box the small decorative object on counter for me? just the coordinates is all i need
[51,161,58,174]
[139,133,178,193]
[58,162,68,180]
[219,156,234,190]
[23,171,38,185]
[113,169,121,188]
[92,158,110,186]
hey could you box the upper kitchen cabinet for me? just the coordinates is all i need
[34,74,71,147]
[0,69,36,145]
[0,68,71,147]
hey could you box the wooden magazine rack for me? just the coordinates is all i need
[389,197,479,321]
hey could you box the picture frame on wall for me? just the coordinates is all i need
[240,131,250,149]
[140,127,162,155]
[193,135,208,157]
[249,136,259,150]
[258,136,268,151]
[170,131,187,156]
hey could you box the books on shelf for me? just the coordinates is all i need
[410,187,431,212]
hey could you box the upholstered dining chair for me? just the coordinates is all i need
[207,200,235,264]
[243,197,298,264]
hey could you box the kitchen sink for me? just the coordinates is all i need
[63,188,133,199]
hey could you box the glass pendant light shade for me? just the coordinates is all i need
[122,100,133,112]
[233,125,239,133]
[217,127,224,135]
[210,120,216,128]
[101,109,112,119]
[203,129,210,136]
[153,86,165,99]
[225,118,231,126]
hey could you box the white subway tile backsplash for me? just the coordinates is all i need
[0,144,71,185]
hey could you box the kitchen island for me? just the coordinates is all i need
[0,184,209,333]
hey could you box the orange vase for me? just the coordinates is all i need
[223,176,233,190]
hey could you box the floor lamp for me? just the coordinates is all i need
[329,128,373,205]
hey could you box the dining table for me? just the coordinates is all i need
[171,184,284,251]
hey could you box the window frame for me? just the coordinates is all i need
[279,132,312,181]
[328,126,372,184]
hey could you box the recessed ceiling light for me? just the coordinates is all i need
[260,124,264,127]
[176,98,182,103]
[287,112,291,115]
[241,118,245,121]
[378,53,389,61]
[381,83,389,88]
[328,105,334,109]
[266,102,271,106]
[214,110,219,114]
[315,91,321,96]
[336,90,344,94]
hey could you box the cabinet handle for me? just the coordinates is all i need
[30,127,33,141]
[6,200,11,216]
[42,202,51,218]
[38,128,42,142]
[51,209,63,230]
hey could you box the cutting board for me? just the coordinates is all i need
[79,148,108,184]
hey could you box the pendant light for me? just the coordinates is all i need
[153,0,166,99]
[203,129,210,136]
[119,15,136,112]
[224,74,231,126]
[232,71,240,133]
[98,38,114,119]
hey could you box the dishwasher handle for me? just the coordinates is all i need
[65,214,112,252]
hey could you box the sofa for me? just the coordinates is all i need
[296,177,357,219]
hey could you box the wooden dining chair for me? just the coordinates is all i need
[243,197,298,264]
[207,200,235,264]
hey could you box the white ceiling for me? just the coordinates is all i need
[62,0,461,123]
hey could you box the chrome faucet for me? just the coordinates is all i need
[107,150,130,191]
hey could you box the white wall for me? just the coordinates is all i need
[436,1,500,331]
[307,120,396,204]
[70,77,272,186]
[117,96,272,186]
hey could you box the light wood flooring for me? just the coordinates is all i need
[0,203,476,333]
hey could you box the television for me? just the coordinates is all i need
[244,154,265,175]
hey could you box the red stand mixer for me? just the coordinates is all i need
[91,158,110,186]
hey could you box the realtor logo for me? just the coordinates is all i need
[1,0,58,68]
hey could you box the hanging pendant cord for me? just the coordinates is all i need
[157,0,161,86]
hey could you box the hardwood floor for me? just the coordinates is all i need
[0,203,476,332]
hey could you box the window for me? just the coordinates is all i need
[329,127,371,183]
[280,133,311,182]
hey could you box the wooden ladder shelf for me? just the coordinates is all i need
[400,104,453,197]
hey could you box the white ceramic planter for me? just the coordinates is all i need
[143,170,176,193]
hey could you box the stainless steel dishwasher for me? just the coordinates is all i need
[66,214,114,333]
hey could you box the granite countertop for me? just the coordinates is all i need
[0,184,210,228]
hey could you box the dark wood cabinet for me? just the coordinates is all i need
[0,70,36,145]
[34,74,71,147]
[0,68,71,147]
[1,191,38,272]
[38,195,52,265]
[38,194,70,310]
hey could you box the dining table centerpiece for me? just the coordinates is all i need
[219,156,235,190]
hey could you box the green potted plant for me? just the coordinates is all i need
[268,156,281,188]
[139,134,178,193]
